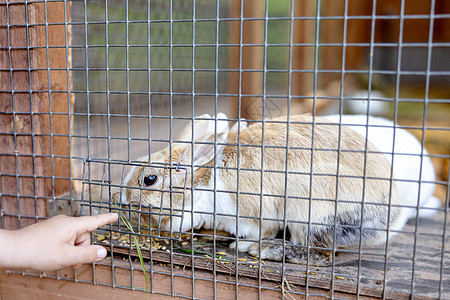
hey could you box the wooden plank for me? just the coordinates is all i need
[435,0,450,43]
[0,0,74,229]
[99,212,449,299]
[0,264,161,300]
[375,0,435,43]
[319,0,371,90]
[345,0,371,70]
[290,0,372,116]
[289,0,317,115]
[0,257,378,299]
[228,0,264,120]
[1,212,446,300]
[105,248,413,299]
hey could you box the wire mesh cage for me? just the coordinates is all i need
[81,158,190,240]
[1,0,450,299]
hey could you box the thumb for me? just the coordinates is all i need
[68,245,108,267]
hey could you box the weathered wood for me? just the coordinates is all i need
[290,0,316,114]
[319,0,371,92]
[1,212,446,300]
[0,0,74,229]
[3,209,447,300]
[104,212,449,299]
[0,257,378,299]
[228,0,264,120]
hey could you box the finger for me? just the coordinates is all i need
[77,213,119,233]
[75,232,91,246]
[65,245,108,267]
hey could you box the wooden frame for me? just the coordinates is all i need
[0,259,382,300]
[228,0,264,120]
[0,0,74,229]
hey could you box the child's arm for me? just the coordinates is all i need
[0,213,118,271]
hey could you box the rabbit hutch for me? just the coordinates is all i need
[1,0,449,299]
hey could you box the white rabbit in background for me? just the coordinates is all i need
[324,114,441,220]
[120,113,405,263]
[344,90,389,116]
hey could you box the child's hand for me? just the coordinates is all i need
[0,213,118,271]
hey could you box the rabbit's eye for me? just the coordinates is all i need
[143,175,158,187]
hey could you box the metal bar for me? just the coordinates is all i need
[168,0,175,296]
[4,40,450,50]
[280,0,296,298]
[257,0,269,297]
[234,0,244,297]
[5,0,21,235]
[22,0,39,229]
[3,0,450,298]
[303,0,321,297]
[189,0,196,298]
[3,10,449,23]
[146,0,155,294]
[213,1,220,298]
[410,1,436,298]
[329,0,350,297]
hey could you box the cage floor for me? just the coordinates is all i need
[96,211,449,299]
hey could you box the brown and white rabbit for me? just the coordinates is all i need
[120,114,405,263]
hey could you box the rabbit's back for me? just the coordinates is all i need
[324,114,439,219]
[220,115,403,248]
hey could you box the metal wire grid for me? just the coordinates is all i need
[76,121,449,299]
[1,0,74,224]
[70,0,234,168]
[80,159,190,239]
[1,0,449,299]
[71,0,230,112]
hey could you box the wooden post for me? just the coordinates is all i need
[321,0,372,85]
[228,0,264,120]
[288,0,371,115]
[292,0,315,94]
[0,0,74,229]
[290,0,316,114]
[346,0,371,71]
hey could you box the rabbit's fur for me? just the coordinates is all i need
[324,114,441,220]
[121,114,404,263]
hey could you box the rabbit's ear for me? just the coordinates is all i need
[176,114,213,142]
[178,131,228,170]
[230,119,247,132]
[214,113,230,135]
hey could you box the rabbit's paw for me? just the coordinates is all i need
[229,240,255,252]
[248,239,332,265]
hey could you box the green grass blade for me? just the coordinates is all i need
[113,203,149,299]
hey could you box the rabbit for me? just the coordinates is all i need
[344,90,389,116]
[323,114,441,220]
[119,113,230,212]
[120,114,405,263]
